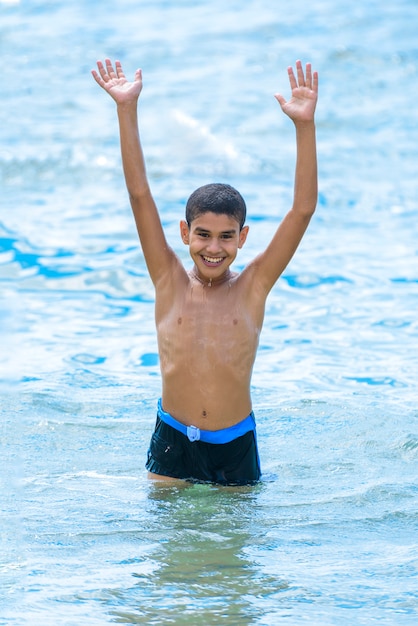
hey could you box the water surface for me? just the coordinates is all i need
[1,0,418,624]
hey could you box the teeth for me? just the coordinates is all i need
[203,255,223,263]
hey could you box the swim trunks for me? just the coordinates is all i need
[145,399,261,485]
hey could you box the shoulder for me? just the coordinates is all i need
[232,262,271,307]
[237,257,268,289]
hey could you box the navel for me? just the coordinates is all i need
[177,317,182,325]
[202,410,207,418]
[233,318,238,325]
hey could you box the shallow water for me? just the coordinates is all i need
[1,0,418,624]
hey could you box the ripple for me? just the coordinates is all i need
[71,353,107,365]
[139,352,159,366]
[343,376,408,388]
[282,273,353,289]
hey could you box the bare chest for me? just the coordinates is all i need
[156,282,262,365]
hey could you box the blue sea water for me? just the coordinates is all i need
[1,0,418,624]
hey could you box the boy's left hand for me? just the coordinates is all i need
[275,60,318,123]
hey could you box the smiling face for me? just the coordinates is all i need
[180,212,249,283]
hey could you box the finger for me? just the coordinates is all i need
[287,66,297,91]
[105,58,116,78]
[305,63,312,89]
[91,69,102,85]
[312,70,319,93]
[295,60,305,87]
[274,93,286,108]
[96,60,109,81]
[115,60,125,79]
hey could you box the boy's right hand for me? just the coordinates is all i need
[91,59,142,105]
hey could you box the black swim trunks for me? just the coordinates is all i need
[145,400,261,486]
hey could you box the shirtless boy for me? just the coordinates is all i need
[92,58,318,485]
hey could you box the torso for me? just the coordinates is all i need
[155,267,265,430]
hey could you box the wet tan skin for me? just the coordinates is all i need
[158,212,257,430]
[92,58,318,480]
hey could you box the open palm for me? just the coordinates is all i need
[92,59,142,104]
[275,60,318,123]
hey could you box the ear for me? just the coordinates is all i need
[238,225,249,249]
[180,220,190,244]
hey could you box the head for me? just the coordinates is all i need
[185,183,247,231]
[180,184,249,282]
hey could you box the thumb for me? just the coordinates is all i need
[274,93,286,109]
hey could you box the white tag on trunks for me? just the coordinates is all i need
[186,425,201,442]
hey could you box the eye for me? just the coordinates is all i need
[198,232,209,238]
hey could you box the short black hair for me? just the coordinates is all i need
[185,183,247,229]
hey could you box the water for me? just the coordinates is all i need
[1,0,418,623]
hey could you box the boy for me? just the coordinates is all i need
[92,58,318,485]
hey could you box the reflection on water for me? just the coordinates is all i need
[108,484,284,625]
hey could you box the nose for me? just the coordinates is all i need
[205,237,222,254]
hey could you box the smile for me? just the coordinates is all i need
[202,255,224,265]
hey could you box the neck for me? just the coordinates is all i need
[190,267,231,287]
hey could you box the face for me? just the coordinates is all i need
[180,212,249,281]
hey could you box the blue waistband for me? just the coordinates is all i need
[157,399,256,444]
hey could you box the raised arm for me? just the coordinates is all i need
[250,61,318,292]
[91,59,176,285]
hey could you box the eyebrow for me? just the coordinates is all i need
[194,227,237,235]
